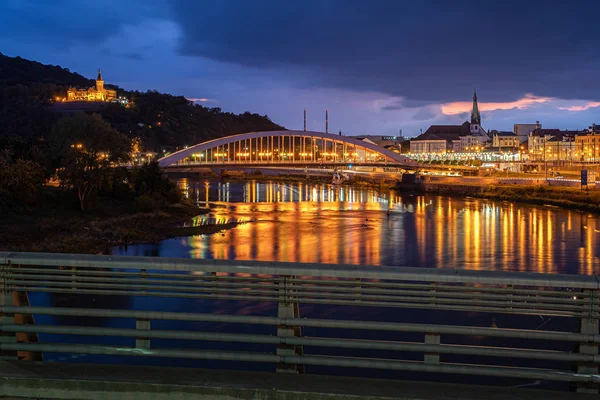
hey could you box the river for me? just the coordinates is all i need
[28,179,599,388]
[114,179,600,275]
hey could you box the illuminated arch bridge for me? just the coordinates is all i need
[158,130,416,167]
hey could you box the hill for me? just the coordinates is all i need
[0,52,92,87]
[0,53,284,152]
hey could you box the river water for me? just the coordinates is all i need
[114,179,600,274]
[29,179,599,388]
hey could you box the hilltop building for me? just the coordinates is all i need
[66,69,117,102]
[410,91,489,154]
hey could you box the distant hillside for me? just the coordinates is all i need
[0,53,284,152]
[0,52,92,87]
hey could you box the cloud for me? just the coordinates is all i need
[412,107,438,121]
[170,0,600,103]
[441,94,553,115]
[0,0,170,49]
[559,101,600,112]
[187,97,216,103]
[2,0,600,136]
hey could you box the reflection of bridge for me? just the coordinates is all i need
[158,130,418,168]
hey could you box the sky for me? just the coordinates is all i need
[1,0,600,137]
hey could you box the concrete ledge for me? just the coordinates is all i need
[0,361,597,400]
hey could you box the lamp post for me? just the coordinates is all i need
[519,146,524,173]
[543,138,548,182]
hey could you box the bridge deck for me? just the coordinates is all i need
[0,361,596,400]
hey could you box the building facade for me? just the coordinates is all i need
[514,123,539,142]
[67,69,117,102]
[410,91,488,155]
[349,135,405,147]
[575,132,600,162]
[528,128,579,162]
[491,131,521,150]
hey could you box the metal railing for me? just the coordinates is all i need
[0,252,598,393]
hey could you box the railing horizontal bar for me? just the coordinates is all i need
[6,274,590,305]
[7,268,590,299]
[3,252,598,289]
[4,267,275,283]
[7,283,591,314]
[0,342,595,383]
[0,343,278,363]
[287,279,591,297]
[287,284,590,304]
[283,355,599,384]
[5,275,593,310]
[2,324,595,363]
[7,286,281,303]
[6,279,592,311]
[3,306,597,343]
[5,274,278,289]
[7,286,593,317]
[5,280,281,295]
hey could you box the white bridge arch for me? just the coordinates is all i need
[158,130,415,167]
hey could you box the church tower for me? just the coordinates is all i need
[470,90,481,134]
[96,68,104,93]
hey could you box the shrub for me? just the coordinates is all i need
[135,193,163,213]
[164,187,182,204]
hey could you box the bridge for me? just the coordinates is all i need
[0,252,598,399]
[158,130,420,169]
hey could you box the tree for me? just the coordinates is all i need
[51,113,131,211]
[0,150,45,206]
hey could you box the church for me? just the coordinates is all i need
[66,69,117,102]
[410,91,489,154]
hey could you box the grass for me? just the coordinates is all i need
[472,185,600,213]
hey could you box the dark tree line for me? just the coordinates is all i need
[0,53,284,213]
[0,53,283,153]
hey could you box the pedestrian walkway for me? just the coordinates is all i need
[0,360,597,400]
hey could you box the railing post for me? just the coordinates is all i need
[136,268,150,349]
[276,275,304,373]
[12,290,42,361]
[0,261,17,360]
[576,289,599,394]
[135,319,151,349]
[424,282,440,364]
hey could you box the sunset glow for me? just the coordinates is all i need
[559,101,600,112]
[441,94,553,115]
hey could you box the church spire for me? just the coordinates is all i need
[97,68,103,81]
[471,89,481,125]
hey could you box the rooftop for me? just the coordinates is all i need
[413,121,471,141]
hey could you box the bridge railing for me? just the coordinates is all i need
[0,252,598,393]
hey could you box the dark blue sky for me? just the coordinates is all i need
[2,0,600,136]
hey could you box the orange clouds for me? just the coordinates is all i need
[558,101,600,112]
[441,94,552,115]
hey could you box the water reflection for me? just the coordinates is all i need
[115,180,600,275]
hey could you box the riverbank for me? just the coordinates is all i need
[0,199,238,255]
[425,184,600,213]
